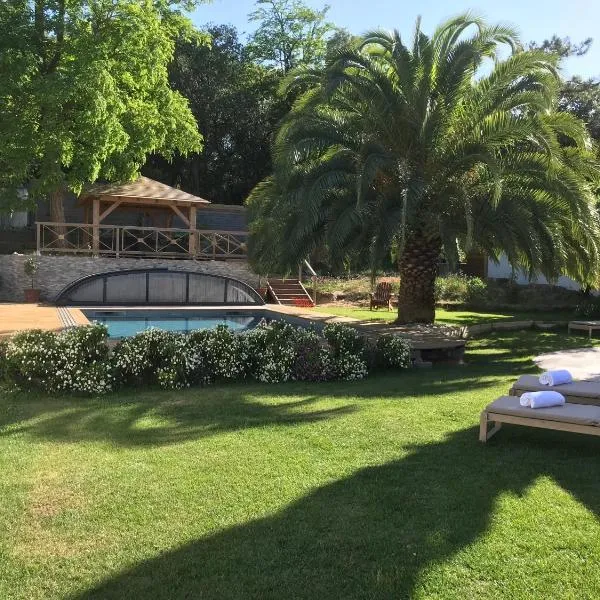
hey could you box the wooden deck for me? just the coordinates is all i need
[0,304,89,338]
[267,305,467,362]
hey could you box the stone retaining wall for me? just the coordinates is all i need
[0,254,260,302]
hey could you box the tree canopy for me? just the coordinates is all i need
[247,0,338,72]
[146,1,338,204]
[0,0,207,213]
[530,36,600,141]
[248,15,600,322]
[144,24,285,204]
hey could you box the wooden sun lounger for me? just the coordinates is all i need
[510,375,600,406]
[480,396,600,442]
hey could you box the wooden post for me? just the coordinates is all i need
[189,205,197,257]
[92,197,100,254]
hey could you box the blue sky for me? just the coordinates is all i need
[192,0,599,78]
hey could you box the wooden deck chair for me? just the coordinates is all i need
[480,396,600,442]
[370,282,394,311]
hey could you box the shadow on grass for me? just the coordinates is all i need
[71,425,600,599]
[1,330,594,448]
[0,391,357,447]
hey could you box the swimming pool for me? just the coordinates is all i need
[83,309,267,339]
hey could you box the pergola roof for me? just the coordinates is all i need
[79,177,210,208]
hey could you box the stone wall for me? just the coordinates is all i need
[0,254,260,302]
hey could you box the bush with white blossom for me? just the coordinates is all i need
[291,328,334,382]
[323,323,368,381]
[188,325,248,384]
[0,339,8,382]
[243,321,299,383]
[112,329,200,389]
[0,321,412,394]
[3,324,112,394]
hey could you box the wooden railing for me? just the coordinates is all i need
[36,222,248,260]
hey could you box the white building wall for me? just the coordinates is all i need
[487,255,582,291]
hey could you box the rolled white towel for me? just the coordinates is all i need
[520,391,565,409]
[539,370,573,386]
[520,393,533,407]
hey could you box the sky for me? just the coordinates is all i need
[192,0,600,79]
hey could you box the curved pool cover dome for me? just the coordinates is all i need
[56,269,264,306]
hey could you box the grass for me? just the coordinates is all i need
[2,330,600,598]
[311,305,574,325]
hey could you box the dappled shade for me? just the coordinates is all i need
[72,425,600,599]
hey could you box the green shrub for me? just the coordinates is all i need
[435,274,487,305]
[112,329,199,389]
[188,325,248,384]
[322,323,368,380]
[23,256,39,288]
[330,351,368,380]
[5,325,112,394]
[465,277,487,304]
[575,299,600,319]
[243,321,300,383]
[0,338,9,382]
[291,328,334,382]
[323,322,365,357]
[2,321,410,394]
[373,335,412,370]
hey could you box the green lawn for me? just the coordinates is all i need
[312,305,574,325]
[2,331,600,599]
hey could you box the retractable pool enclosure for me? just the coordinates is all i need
[56,269,264,306]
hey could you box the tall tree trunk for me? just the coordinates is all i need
[49,187,66,248]
[397,231,441,324]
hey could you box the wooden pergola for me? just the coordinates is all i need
[79,177,211,254]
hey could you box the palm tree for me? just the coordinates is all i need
[247,14,600,323]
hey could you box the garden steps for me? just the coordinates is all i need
[266,278,315,307]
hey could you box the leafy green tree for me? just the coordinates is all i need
[145,24,285,204]
[560,77,600,141]
[248,15,600,323]
[0,0,207,219]
[530,36,600,140]
[325,28,358,60]
[247,0,337,72]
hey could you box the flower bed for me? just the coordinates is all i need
[0,321,411,395]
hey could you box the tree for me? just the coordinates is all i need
[530,36,600,140]
[529,35,593,57]
[0,0,207,219]
[247,0,337,72]
[559,77,600,141]
[248,15,600,323]
[144,24,285,204]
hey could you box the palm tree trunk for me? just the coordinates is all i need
[397,232,441,324]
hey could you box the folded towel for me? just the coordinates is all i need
[520,391,566,409]
[539,370,573,386]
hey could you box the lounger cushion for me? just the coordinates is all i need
[486,396,600,426]
[512,374,600,400]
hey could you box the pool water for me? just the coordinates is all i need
[83,309,264,339]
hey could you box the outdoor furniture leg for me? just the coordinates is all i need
[479,411,502,443]
[479,412,489,442]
